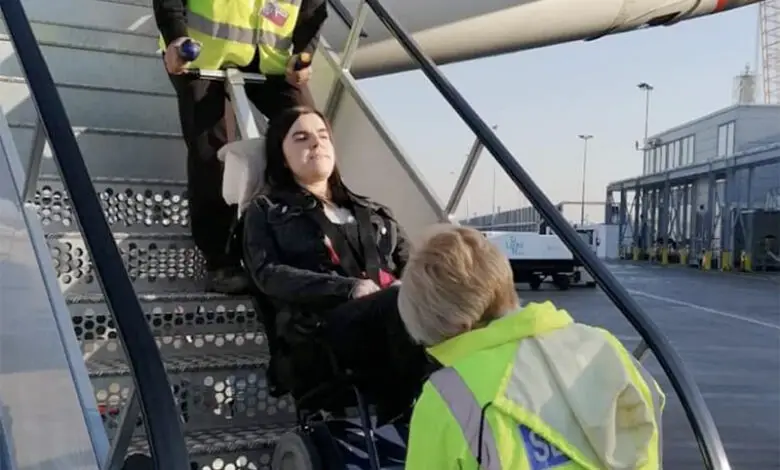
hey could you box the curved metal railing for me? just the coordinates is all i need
[357,1,731,468]
[0,1,190,468]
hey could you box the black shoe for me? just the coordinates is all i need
[205,267,250,294]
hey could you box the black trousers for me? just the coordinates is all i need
[168,57,315,270]
[317,286,436,422]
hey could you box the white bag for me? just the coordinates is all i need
[217,137,267,216]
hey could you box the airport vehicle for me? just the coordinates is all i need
[484,231,581,290]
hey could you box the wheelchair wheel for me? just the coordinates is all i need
[272,430,323,470]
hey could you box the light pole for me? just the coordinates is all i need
[637,82,653,148]
[578,134,593,226]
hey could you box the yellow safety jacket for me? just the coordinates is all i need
[406,302,665,470]
[157,0,301,75]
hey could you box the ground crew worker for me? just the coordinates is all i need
[398,225,665,469]
[152,0,327,293]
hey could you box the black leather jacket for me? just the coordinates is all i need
[242,187,410,341]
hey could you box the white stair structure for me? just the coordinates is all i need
[0,0,444,468]
[0,0,735,468]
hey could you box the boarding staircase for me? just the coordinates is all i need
[0,0,733,468]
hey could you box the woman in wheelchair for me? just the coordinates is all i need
[398,225,665,469]
[241,106,432,424]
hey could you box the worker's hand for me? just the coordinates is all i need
[351,279,380,298]
[164,37,191,75]
[285,54,313,86]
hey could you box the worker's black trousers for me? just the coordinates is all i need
[167,58,314,271]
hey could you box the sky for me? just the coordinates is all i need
[355,5,760,223]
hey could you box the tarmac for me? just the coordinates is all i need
[521,261,780,469]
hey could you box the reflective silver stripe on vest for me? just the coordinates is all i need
[187,9,294,50]
[428,367,503,469]
[631,357,664,462]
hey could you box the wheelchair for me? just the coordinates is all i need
[251,294,408,470]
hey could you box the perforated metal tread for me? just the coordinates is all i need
[69,291,261,343]
[47,231,194,242]
[87,351,270,377]
[33,178,190,234]
[47,231,206,294]
[128,424,291,455]
[68,291,247,304]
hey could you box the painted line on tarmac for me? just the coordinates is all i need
[627,290,780,331]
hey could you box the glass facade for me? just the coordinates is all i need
[641,119,737,175]
[717,121,735,158]
[643,134,696,175]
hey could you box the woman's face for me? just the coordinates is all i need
[281,113,335,185]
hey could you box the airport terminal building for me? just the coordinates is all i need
[466,104,780,270]
[605,104,780,270]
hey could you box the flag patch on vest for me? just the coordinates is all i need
[261,2,289,27]
[519,425,571,470]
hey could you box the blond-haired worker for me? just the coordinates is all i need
[398,225,665,470]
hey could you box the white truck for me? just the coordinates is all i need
[483,231,596,290]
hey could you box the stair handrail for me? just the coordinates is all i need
[0,1,190,468]
[357,1,731,468]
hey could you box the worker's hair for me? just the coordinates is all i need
[397,225,519,347]
[263,105,351,204]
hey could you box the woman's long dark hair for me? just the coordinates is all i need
[264,106,351,205]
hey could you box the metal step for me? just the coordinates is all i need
[11,123,186,180]
[97,0,152,9]
[70,291,261,358]
[128,425,285,468]
[0,32,167,95]
[21,0,159,35]
[88,351,297,432]
[0,76,178,134]
[88,352,269,378]
[32,177,190,235]
[47,231,206,295]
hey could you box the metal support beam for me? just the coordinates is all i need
[22,118,45,201]
[649,190,657,249]
[640,189,649,251]
[672,187,682,241]
[682,184,690,243]
[445,135,486,216]
[704,171,716,251]
[659,182,670,246]
[224,69,263,139]
[618,188,627,246]
[604,191,615,224]
[633,340,650,362]
[722,169,736,255]
[633,184,641,249]
[103,390,141,470]
[324,0,369,120]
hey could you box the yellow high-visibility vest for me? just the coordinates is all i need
[406,302,665,469]
[157,0,301,75]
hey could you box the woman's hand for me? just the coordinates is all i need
[351,279,381,298]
